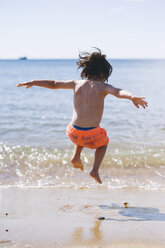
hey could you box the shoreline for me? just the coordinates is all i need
[1,188,165,247]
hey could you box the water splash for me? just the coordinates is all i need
[0,143,165,190]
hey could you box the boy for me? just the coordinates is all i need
[17,48,148,184]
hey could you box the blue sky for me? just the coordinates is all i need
[0,0,165,59]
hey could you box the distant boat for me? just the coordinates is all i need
[19,57,27,60]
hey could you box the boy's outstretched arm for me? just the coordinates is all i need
[17,80,75,89]
[105,84,148,109]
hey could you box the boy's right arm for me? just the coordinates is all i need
[17,80,75,90]
[105,84,148,109]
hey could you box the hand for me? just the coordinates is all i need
[131,95,148,109]
[17,81,33,88]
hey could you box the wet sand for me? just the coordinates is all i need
[0,188,165,247]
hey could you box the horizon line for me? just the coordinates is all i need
[0,57,165,60]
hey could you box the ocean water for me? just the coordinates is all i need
[0,59,165,190]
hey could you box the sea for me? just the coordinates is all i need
[0,59,165,190]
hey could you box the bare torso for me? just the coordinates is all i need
[72,80,107,127]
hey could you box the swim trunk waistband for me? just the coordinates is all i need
[72,124,96,131]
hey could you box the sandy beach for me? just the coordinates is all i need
[1,188,165,248]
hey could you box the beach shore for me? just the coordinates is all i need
[1,188,165,248]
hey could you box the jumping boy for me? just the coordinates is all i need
[17,48,148,184]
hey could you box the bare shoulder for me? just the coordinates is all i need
[105,83,117,95]
[75,79,86,85]
[74,79,87,88]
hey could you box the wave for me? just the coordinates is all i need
[0,143,165,190]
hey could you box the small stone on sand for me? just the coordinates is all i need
[123,202,129,208]
[98,217,105,220]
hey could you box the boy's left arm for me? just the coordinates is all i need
[105,84,148,109]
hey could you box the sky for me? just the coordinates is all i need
[0,0,165,59]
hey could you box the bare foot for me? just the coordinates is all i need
[90,170,102,184]
[71,158,84,171]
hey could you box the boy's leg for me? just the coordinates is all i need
[71,145,84,171]
[90,145,107,184]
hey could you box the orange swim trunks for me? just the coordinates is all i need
[66,123,109,149]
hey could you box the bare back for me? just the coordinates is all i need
[72,80,106,127]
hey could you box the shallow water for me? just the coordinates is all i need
[0,143,165,190]
[0,59,165,189]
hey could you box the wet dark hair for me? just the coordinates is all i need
[77,48,112,81]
